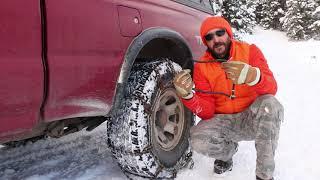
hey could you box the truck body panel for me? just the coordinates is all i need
[43,0,122,121]
[0,1,43,136]
[0,0,212,143]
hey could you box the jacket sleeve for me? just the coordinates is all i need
[181,63,216,120]
[249,45,278,95]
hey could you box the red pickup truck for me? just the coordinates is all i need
[0,0,212,178]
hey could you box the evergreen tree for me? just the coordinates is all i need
[221,0,256,34]
[254,1,265,24]
[206,0,223,15]
[247,0,260,23]
[259,0,285,30]
[281,0,318,40]
[309,3,320,40]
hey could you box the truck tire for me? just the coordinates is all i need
[107,59,193,178]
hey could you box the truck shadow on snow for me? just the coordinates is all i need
[0,123,127,180]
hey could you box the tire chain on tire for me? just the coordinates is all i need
[108,119,194,179]
[107,59,194,179]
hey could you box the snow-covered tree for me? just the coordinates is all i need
[258,0,285,30]
[281,0,319,40]
[206,0,224,15]
[309,5,320,40]
[250,0,263,24]
[221,0,256,34]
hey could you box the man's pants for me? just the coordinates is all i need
[190,95,284,179]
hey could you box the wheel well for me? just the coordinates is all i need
[136,38,193,69]
[111,28,193,116]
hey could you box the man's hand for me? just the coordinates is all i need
[173,69,194,99]
[221,61,260,85]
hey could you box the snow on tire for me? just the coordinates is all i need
[107,59,193,178]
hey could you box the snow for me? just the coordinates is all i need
[1,28,320,180]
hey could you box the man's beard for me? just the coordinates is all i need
[208,39,231,60]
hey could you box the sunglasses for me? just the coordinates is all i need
[204,29,226,41]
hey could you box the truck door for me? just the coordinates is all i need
[0,1,43,136]
[43,0,121,121]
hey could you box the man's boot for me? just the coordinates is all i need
[256,175,274,180]
[213,158,233,174]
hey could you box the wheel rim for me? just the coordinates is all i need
[152,88,185,151]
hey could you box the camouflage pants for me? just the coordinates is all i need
[190,95,284,179]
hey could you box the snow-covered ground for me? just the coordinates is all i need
[1,28,320,180]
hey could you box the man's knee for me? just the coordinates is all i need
[254,95,284,121]
[190,131,210,153]
[190,125,225,153]
[256,95,283,110]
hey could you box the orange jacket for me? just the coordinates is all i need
[182,40,277,120]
